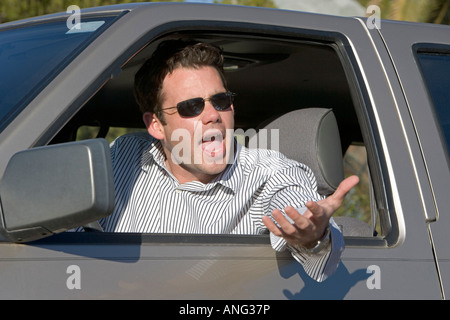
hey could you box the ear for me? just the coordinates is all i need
[143,112,164,140]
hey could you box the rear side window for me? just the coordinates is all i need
[416,51,450,156]
[0,16,117,132]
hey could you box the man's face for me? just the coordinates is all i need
[144,66,235,184]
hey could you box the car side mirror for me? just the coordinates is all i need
[0,139,115,243]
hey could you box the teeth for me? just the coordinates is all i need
[202,130,223,142]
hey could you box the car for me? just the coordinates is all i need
[0,2,449,300]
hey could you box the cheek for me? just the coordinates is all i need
[224,111,235,128]
[164,122,198,156]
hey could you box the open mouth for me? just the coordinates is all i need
[201,129,226,158]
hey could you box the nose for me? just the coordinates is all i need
[201,101,221,124]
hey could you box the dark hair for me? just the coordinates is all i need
[134,40,227,124]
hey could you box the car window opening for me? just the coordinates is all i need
[58,31,386,242]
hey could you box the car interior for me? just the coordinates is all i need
[51,31,379,238]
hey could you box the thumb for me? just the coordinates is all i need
[330,175,359,203]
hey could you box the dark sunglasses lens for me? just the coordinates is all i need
[176,93,235,117]
[211,93,233,110]
[177,98,205,117]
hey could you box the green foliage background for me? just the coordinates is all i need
[0,0,277,23]
[357,0,450,24]
[2,0,448,24]
[0,1,182,23]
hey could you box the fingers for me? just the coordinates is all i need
[305,200,325,220]
[331,175,359,203]
[262,214,283,236]
[263,209,295,237]
[263,175,359,248]
[285,206,312,229]
[312,175,359,220]
[263,208,315,242]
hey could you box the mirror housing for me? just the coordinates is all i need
[0,139,114,242]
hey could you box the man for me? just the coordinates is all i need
[102,40,359,282]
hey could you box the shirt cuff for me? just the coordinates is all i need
[269,217,344,282]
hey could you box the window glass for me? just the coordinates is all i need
[0,16,116,132]
[334,144,378,237]
[417,52,450,156]
[335,145,369,220]
[77,126,146,143]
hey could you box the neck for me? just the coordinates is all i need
[164,159,219,185]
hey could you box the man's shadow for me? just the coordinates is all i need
[277,256,370,300]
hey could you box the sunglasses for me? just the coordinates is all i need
[161,92,236,117]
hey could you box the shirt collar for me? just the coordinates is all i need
[211,141,242,193]
[144,138,166,168]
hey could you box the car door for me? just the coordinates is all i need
[375,20,450,298]
[0,3,444,299]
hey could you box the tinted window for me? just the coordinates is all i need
[417,52,450,155]
[0,16,116,132]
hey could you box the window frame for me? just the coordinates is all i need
[42,19,398,248]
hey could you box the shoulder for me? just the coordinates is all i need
[110,132,156,162]
[111,132,155,150]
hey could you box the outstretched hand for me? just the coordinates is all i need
[262,175,359,250]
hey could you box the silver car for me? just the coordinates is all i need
[0,2,449,300]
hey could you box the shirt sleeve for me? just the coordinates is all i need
[263,162,345,282]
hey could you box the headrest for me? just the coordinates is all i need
[249,108,344,195]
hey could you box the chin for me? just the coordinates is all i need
[195,156,229,178]
[201,161,229,176]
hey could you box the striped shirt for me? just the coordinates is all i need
[101,132,344,282]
